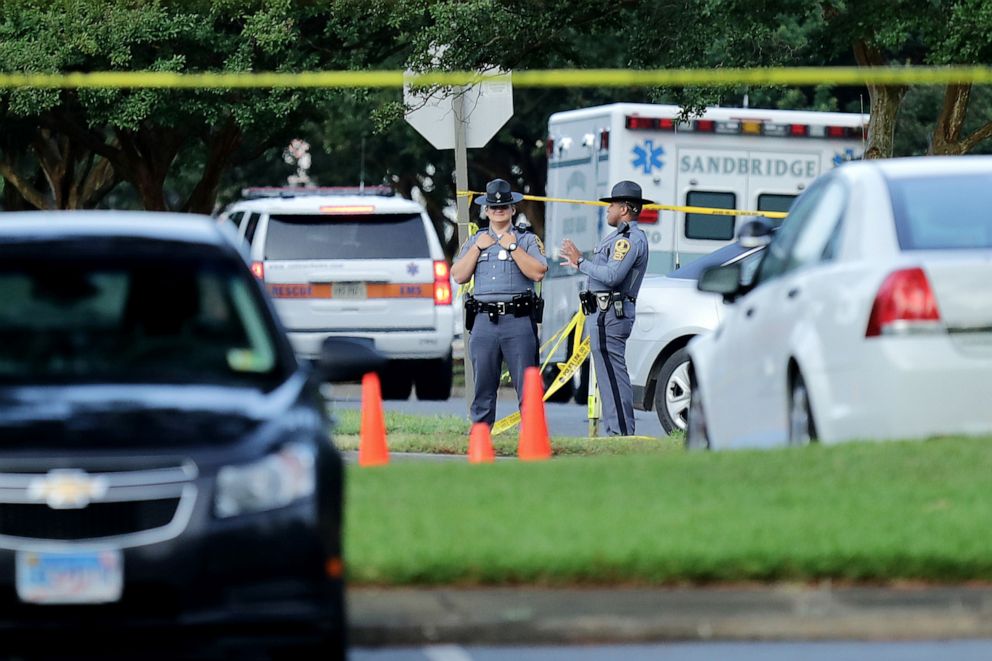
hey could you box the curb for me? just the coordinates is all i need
[349,585,992,646]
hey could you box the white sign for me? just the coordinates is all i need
[404,71,513,150]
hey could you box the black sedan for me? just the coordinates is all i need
[0,212,376,659]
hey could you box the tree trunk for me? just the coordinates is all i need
[853,40,905,159]
[115,126,183,211]
[930,83,992,155]
[184,121,243,214]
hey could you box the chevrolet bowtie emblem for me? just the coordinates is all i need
[28,470,109,509]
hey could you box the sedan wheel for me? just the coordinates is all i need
[788,372,818,446]
[654,348,691,434]
[685,385,710,450]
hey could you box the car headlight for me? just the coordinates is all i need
[215,443,316,518]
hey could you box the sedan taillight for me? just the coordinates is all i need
[865,267,942,337]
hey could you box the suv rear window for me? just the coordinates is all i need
[889,174,992,250]
[264,213,431,260]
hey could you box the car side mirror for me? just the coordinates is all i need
[737,218,776,249]
[318,337,388,382]
[698,263,744,303]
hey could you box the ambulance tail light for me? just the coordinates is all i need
[741,120,762,135]
[639,208,659,224]
[599,129,609,150]
[433,260,452,306]
[827,126,849,138]
[625,116,656,130]
[546,137,555,158]
[250,261,265,281]
[789,124,809,137]
[694,120,715,133]
[658,118,676,131]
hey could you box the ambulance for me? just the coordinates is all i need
[541,103,865,397]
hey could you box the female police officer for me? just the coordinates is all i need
[560,180,650,436]
[451,179,548,426]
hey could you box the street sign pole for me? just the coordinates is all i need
[453,88,474,415]
[404,68,512,417]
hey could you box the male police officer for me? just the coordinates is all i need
[560,181,650,436]
[451,179,548,426]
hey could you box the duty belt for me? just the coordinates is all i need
[475,299,533,316]
[580,290,636,317]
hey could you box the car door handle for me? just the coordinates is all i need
[787,287,800,299]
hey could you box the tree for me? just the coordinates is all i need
[0,0,433,211]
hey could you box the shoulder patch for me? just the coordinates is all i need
[534,236,545,255]
[612,238,631,261]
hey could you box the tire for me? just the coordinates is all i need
[380,362,413,400]
[542,364,575,403]
[685,380,711,451]
[788,371,818,446]
[653,348,692,435]
[415,355,453,400]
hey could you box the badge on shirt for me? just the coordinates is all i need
[612,238,631,261]
[498,249,509,260]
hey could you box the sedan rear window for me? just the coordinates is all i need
[264,213,431,260]
[889,175,992,250]
[0,244,285,387]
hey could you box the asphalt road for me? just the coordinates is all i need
[325,385,666,439]
[353,641,992,661]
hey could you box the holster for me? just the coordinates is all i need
[579,290,597,315]
[533,295,545,324]
[464,295,478,332]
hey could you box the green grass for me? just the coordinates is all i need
[345,436,992,586]
[331,408,681,456]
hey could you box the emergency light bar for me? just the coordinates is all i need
[241,185,394,199]
[624,115,863,139]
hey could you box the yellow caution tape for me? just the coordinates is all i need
[5,66,992,89]
[457,190,787,219]
[492,311,590,436]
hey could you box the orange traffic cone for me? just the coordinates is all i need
[518,366,552,461]
[468,422,495,463]
[358,372,389,467]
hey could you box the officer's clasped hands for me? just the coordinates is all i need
[475,233,497,250]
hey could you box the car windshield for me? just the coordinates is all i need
[667,242,753,280]
[889,174,992,250]
[264,213,431,259]
[0,241,285,387]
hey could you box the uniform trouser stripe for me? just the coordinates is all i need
[597,310,628,436]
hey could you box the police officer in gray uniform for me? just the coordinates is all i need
[560,181,650,436]
[451,179,549,426]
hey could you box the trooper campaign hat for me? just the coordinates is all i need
[474,178,524,206]
[599,180,653,205]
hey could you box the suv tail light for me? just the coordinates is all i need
[865,267,942,337]
[251,261,265,280]
[433,260,452,306]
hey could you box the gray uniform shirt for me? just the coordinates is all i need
[458,229,548,302]
[579,221,649,310]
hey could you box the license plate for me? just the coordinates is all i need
[332,282,367,300]
[16,550,123,604]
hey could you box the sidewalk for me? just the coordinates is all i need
[349,584,992,646]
